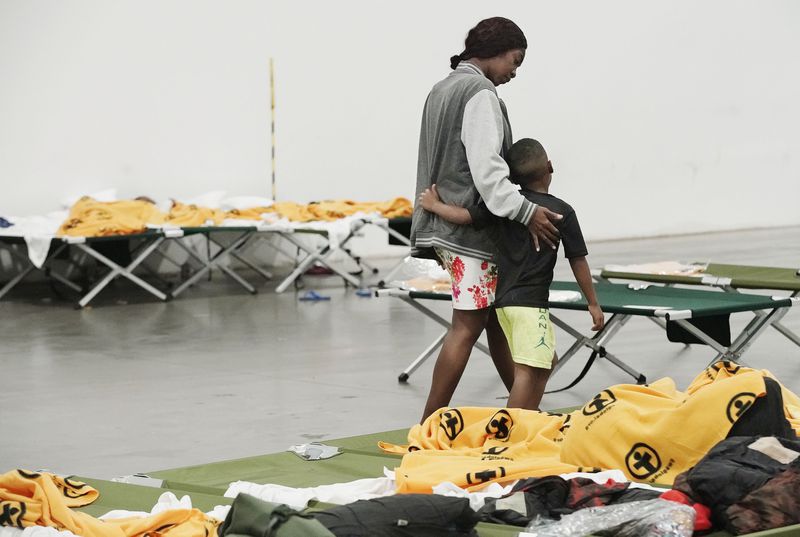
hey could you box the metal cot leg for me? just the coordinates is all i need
[74,237,168,307]
[549,313,645,383]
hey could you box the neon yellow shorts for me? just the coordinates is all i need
[496,306,556,369]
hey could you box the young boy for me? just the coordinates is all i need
[419,138,604,410]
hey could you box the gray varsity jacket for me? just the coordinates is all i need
[410,61,536,261]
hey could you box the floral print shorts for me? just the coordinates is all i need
[434,247,498,310]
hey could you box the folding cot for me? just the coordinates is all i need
[169,217,409,296]
[1,222,364,305]
[249,216,410,293]
[67,224,282,302]
[0,226,253,307]
[154,222,374,298]
[0,235,82,300]
[0,222,191,306]
[0,220,394,305]
[63,230,175,307]
[167,225,270,298]
[597,261,800,351]
[62,426,800,537]
[377,281,799,384]
[1,198,413,304]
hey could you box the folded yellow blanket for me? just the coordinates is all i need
[0,470,219,536]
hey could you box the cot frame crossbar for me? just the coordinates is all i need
[385,290,491,382]
[0,241,80,300]
[170,229,259,297]
[68,235,169,307]
[597,268,800,352]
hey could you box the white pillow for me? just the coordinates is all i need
[176,190,227,209]
[220,195,274,211]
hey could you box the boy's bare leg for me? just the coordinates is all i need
[485,308,515,391]
[507,353,559,410]
[420,308,490,423]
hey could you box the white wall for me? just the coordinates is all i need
[1,0,798,242]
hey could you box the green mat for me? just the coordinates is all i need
[147,428,408,494]
[65,417,799,536]
[73,477,232,518]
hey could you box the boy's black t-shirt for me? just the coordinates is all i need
[469,189,587,308]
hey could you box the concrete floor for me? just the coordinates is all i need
[1,225,799,480]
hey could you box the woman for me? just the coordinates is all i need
[411,17,561,422]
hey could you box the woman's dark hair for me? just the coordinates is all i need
[450,17,527,69]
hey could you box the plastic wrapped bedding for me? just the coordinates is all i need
[520,499,694,537]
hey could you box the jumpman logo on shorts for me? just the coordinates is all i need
[534,336,551,349]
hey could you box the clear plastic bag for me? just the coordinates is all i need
[387,257,450,292]
[287,442,342,461]
[520,499,695,537]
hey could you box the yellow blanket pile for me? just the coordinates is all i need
[0,470,219,536]
[58,197,166,237]
[262,198,412,222]
[58,197,413,236]
[382,362,800,492]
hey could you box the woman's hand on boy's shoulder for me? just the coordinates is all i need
[528,206,562,251]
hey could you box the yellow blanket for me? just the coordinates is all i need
[0,470,219,537]
[225,206,274,220]
[58,197,413,236]
[383,363,800,492]
[164,201,225,227]
[263,198,412,222]
[58,197,166,237]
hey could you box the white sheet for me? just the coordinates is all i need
[604,261,706,276]
[0,212,66,268]
[224,467,397,510]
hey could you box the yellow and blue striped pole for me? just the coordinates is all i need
[270,57,276,201]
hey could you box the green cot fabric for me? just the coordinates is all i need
[551,281,793,318]
[599,268,705,286]
[179,226,256,235]
[72,416,800,537]
[73,477,232,517]
[704,263,800,292]
[601,262,800,292]
[71,230,164,242]
[150,451,402,494]
[148,429,408,493]
[409,281,792,318]
[325,428,409,454]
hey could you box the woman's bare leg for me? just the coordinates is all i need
[420,308,490,422]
